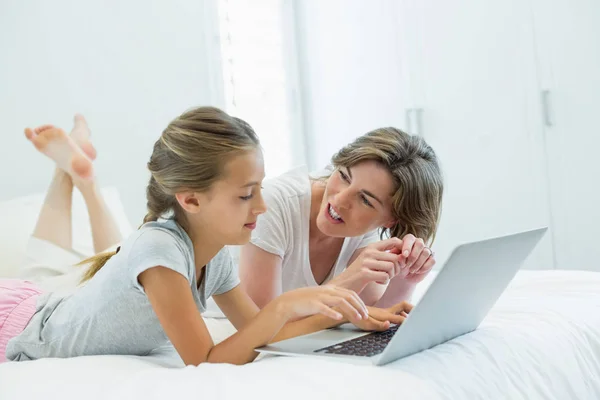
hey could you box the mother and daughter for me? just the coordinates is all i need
[0,106,443,365]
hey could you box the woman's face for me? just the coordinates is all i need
[316,160,396,238]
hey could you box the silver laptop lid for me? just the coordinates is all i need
[376,227,547,366]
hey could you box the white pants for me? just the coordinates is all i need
[18,237,89,292]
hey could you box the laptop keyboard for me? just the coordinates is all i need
[314,325,400,357]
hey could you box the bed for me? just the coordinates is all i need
[1,190,599,399]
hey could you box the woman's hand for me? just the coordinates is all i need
[330,238,405,293]
[275,285,370,322]
[393,234,436,283]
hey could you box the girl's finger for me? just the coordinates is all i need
[334,287,369,318]
[317,303,343,320]
[367,317,391,331]
[324,295,362,321]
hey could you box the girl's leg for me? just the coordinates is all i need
[68,115,122,253]
[25,115,122,255]
[30,168,74,251]
[76,181,123,253]
[24,117,94,251]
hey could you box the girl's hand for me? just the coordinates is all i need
[343,301,414,331]
[275,285,370,322]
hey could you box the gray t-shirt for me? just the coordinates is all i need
[6,219,239,361]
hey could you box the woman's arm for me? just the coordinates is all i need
[140,266,369,366]
[239,243,283,308]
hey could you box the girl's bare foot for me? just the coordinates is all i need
[69,114,97,160]
[25,125,93,181]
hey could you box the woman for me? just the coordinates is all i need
[240,127,443,308]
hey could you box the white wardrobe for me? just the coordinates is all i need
[296,0,600,270]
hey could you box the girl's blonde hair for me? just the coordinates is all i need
[78,106,260,282]
[331,127,443,244]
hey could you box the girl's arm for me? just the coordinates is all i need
[140,266,369,366]
[214,285,406,345]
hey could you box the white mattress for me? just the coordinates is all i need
[1,270,600,400]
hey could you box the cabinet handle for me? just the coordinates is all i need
[405,108,414,134]
[415,108,424,137]
[541,90,553,127]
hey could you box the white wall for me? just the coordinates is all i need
[294,0,555,270]
[0,0,220,225]
[294,0,412,170]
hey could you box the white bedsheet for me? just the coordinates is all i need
[2,270,600,400]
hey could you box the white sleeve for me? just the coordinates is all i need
[357,229,380,249]
[250,186,289,258]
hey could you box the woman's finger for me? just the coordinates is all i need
[417,257,436,274]
[406,238,425,270]
[363,259,397,280]
[364,270,392,285]
[410,246,433,274]
[371,237,403,252]
[401,234,416,258]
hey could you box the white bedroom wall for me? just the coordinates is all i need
[294,0,555,269]
[294,0,413,170]
[0,0,220,225]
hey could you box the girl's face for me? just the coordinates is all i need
[192,148,267,246]
[316,160,396,238]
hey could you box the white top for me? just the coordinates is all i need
[250,166,379,292]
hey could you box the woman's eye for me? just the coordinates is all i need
[240,194,253,201]
[361,194,373,208]
[339,170,350,182]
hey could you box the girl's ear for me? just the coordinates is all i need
[175,192,201,214]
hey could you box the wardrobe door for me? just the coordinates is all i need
[404,0,554,269]
[530,0,600,270]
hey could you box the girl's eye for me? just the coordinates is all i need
[361,194,374,208]
[240,194,253,201]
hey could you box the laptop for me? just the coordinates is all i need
[256,227,547,366]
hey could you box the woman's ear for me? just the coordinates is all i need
[383,219,397,229]
[175,192,201,214]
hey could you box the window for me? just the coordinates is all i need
[216,0,305,177]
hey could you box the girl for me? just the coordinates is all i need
[239,128,444,308]
[0,107,412,365]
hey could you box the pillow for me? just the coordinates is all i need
[0,187,132,279]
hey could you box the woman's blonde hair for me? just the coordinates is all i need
[331,127,443,244]
[78,106,260,282]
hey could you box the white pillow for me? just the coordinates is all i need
[0,187,132,279]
